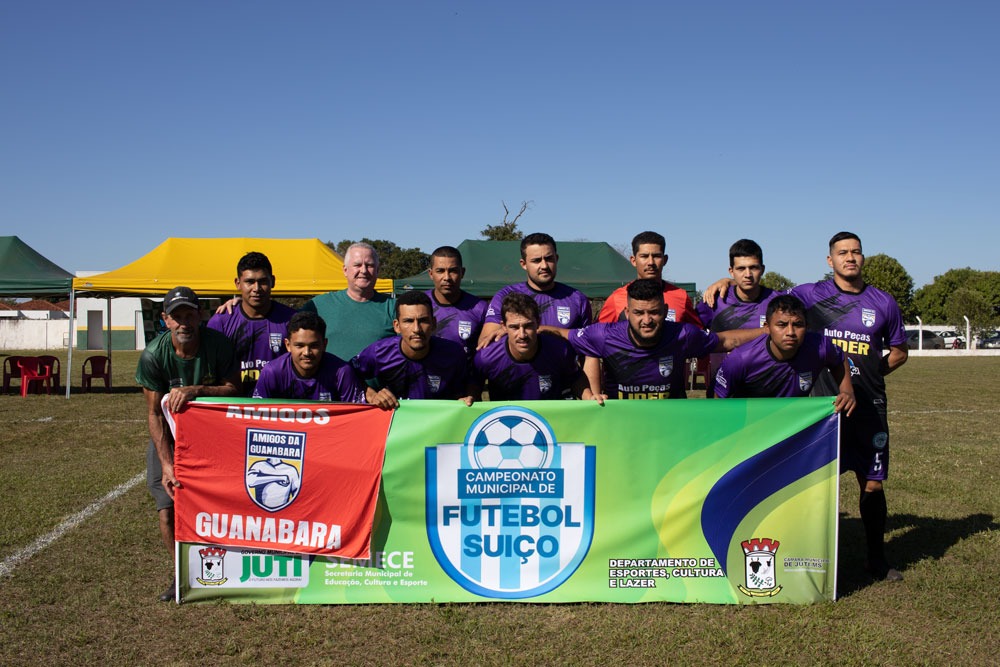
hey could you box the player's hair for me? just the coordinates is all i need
[631,231,666,255]
[430,245,463,267]
[626,278,664,303]
[520,232,557,259]
[346,242,380,267]
[236,251,273,276]
[500,292,540,324]
[395,290,433,318]
[729,239,763,267]
[287,311,326,338]
[829,231,862,252]
[766,294,807,323]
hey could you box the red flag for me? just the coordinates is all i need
[173,402,392,559]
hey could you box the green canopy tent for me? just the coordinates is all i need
[0,236,73,296]
[393,239,696,301]
[0,236,76,397]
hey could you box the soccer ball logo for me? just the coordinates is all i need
[467,408,555,470]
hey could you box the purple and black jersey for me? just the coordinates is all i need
[427,289,487,359]
[252,352,367,403]
[696,287,775,397]
[352,336,469,400]
[567,321,718,399]
[473,336,583,401]
[714,332,845,399]
[207,302,296,395]
[696,287,775,332]
[485,282,592,329]
[790,281,906,414]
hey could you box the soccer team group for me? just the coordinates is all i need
[137,230,908,601]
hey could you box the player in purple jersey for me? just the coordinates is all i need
[544,279,759,399]
[696,240,777,397]
[477,232,600,397]
[477,233,593,344]
[704,232,909,581]
[425,246,487,359]
[252,312,367,403]
[207,252,296,396]
[352,291,474,409]
[714,295,856,414]
[472,293,604,402]
[791,233,908,581]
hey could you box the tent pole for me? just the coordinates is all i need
[106,296,113,389]
[65,288,75,399]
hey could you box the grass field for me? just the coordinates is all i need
[1,351,998,666]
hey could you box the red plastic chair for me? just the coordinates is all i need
[82,355,111,392]
[18,357,53,397]
[3,356,23,394]
[685,356,712,391]
[38,355,61,391]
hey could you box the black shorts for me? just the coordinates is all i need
[839,412,889,480]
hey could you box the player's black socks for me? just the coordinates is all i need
[859,489,888,566]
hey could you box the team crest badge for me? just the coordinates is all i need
[269,332,283,354]
[738,538,782,597]
[861,308,876,327]
[666,308,677,322]
[759,315,767,327]
[427,375,442,393]
[196,547,229,586]
[245,428,305,512]
[798,372,813,392]
[556,306,571,326]
[426,406,595,599]
[458,321,473,340]
[319,391,332,402]
[658,357,673,378]
[537,375,552,395]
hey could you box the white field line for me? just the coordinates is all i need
[0,472,144,579]
[889,408,1000,415]
[4,418,146,423]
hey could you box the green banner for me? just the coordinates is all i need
[179,398,839,604]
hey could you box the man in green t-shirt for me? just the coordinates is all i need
[135,286,240,602]
[300,242,397,361]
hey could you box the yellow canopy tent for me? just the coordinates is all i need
[72,237,392,296]
[65,238,393,397]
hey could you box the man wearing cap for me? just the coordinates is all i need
[136,286,241,602]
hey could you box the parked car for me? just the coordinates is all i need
[905,330,945,349]
[938,331,965,349]
[979,333,1000,349]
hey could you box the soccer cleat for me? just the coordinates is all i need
[158,578,176,602]
[865,561,904,582]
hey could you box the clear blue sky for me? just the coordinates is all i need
[3,1,997,291]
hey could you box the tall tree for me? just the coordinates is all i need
[760,271,794,291]
[913,268,1000,324]
[862,254,915,321]
[328,239,429,280]
[480,200,529,241]
[945,287,999,337]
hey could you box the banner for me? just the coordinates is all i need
[178,398,839,604]
[173,402,392,560]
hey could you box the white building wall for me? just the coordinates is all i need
[0,319,70,350]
